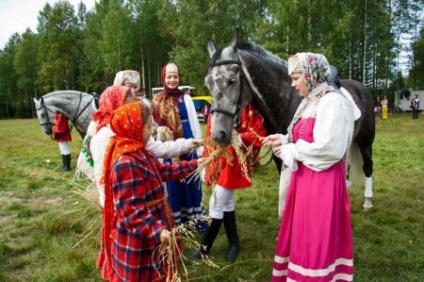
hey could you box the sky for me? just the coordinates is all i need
[0,0,97,49]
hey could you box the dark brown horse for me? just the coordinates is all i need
[204,34,375,209]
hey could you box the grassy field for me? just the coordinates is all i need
[0,114,424,281]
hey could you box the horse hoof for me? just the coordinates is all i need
[363,198,373,210]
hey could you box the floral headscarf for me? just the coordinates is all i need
[100,101,146,280]
[288,52,331,92]
[93,85,132,132]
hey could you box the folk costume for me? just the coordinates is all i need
[52,113,72,171]
[151,63,206,231]
[90,85,195,207]
[76,70,146,181]
[99,102,198,281]
[271,53,354,281]
[381,97,389,119]
[190,103,266,262]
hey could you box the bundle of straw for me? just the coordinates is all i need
[187,129,254,188]
[68,181,102,248]
[153,216,219,282]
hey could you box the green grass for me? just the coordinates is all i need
[0,115,423,281]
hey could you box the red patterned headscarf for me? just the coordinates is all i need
[160,63,184,97]
[93,85,132,132]
[151,63,184,139]
[100,101,146,280]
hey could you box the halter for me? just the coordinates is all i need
[208,57,245,127]
[36,97,55,130]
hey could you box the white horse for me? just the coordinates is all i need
[34,91,97,180]
[33,90,95,139]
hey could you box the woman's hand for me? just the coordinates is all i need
[160,229,170,243]
[197,157,210,166]
[272,146,282,156]
[191,139,203,148]
[262,134,283,147]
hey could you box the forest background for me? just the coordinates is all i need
[0,0,423,118]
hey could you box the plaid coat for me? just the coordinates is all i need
[109,149,197,281]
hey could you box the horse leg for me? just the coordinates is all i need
[359,143,373,210]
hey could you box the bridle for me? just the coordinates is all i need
[36,92,94,136]
[208,56,246,128]
[36,97,55,133]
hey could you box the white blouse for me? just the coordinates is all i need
[280,91,354,172]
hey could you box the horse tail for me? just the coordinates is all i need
[346,141,364,188]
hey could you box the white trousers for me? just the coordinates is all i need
[58,142,70,155]
[209,184,235,219]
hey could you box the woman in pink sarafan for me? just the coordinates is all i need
[262,52,355,282]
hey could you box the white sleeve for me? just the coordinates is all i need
[280,93,354,171]
[90,126,115,207]
[146,136,194,158]
[184,94,204,156]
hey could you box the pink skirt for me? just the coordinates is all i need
[272,160,353,282]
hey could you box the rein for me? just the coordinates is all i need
[71,92,94,124]
[208,58,245,127]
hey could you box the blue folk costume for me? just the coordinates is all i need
[151,63,206,231]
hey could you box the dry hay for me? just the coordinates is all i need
[67,181,101,248]
[187,130,254,188]
[153,216,219,281]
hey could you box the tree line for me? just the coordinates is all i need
[0,0,423,118]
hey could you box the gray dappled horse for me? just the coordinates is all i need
[33,90,95,139]
[205,34,375,209]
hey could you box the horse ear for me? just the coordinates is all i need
[33,97,39,106]
[230,29,239,50]
[207,39,217,58]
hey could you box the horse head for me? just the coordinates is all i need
[205,34,297,146]
[33,97,55,136]
[205,33,253,146]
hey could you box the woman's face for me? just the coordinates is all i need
[123,82,140,93]
[123,88,138,105]
[290,72,309,97]
[164,72,180,89]
[142,115,153,144]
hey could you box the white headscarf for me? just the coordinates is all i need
[113,70,140,90]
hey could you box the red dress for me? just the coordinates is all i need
[52,113,72,142]
[204,103,266,189]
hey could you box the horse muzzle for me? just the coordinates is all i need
[210,114,233,146]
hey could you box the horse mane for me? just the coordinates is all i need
[236,41,288,71]
[42,90,88,98]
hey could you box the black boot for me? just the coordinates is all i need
[55,155,65,171]
[223,211,239,262]
[189,218,222,260]
[62,154,71,171]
